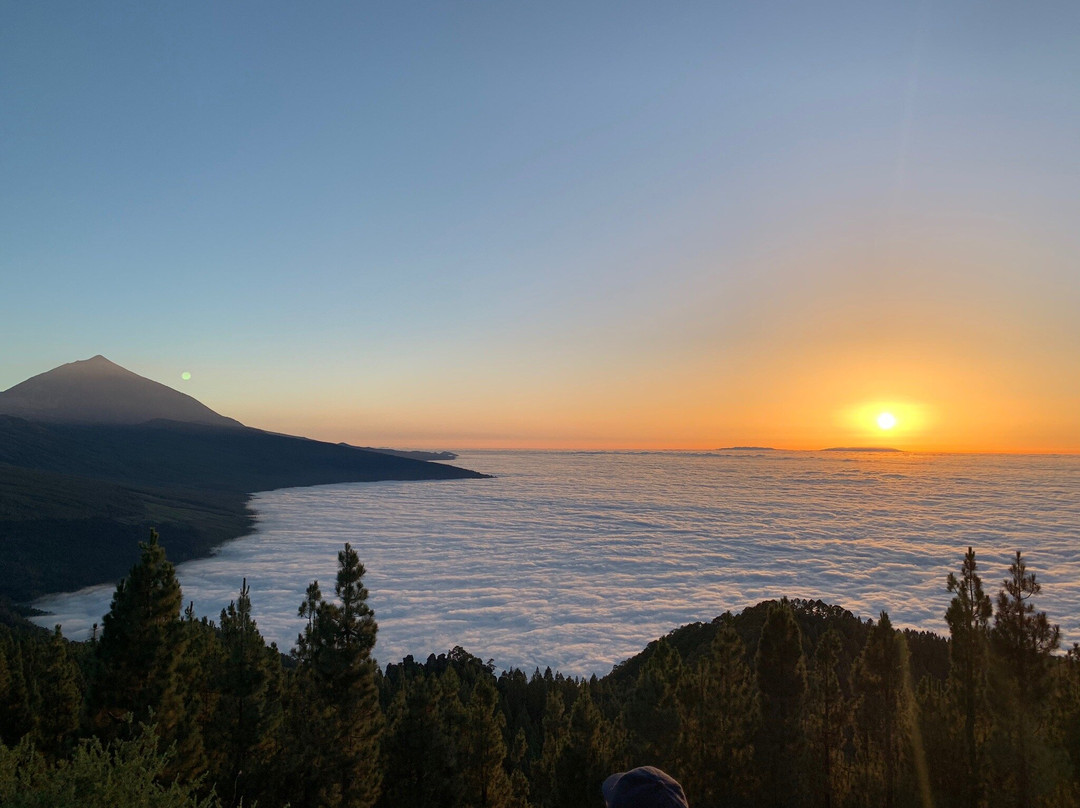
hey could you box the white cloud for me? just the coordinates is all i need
[33,451,1080,676]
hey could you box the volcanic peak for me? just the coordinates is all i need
[0,355,242,427]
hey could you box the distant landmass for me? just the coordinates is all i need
[0,356,488,604]
[717,446,777,451]
[820,446,901,452]
[348,445,459,462]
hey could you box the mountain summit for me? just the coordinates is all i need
[0,355,243,427]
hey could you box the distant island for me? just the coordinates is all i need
[717,446,777,451]
[820,446,901,452]
[0,355,488,605]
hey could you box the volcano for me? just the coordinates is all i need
[0,355,242,427]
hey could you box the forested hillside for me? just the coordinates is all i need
[1,536,1077,807]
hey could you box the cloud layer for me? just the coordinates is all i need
[33,451,1080,676]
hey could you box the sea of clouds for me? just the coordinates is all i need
[32,450,1080,676]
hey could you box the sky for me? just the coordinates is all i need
[2,2,1078,452]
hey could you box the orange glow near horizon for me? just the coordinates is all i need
[219,328,1079,454]
[213,228,1079,457]
[215,333,1079,454]
[242,396,1078,455]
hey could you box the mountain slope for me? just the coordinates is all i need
[0,465,253,603]
[0,356,489,605]
[0,416,486,492]
[0,416,487,602]
[0,355,242,427]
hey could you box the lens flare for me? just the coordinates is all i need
[181,371,192,381]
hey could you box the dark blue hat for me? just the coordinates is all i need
[602,766,689,808]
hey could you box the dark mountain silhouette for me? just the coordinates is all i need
[0,357,489,604]
[0,355,243,427]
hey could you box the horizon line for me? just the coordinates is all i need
[397,445,1080,456]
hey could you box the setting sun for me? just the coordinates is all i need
[877,412,897,430]
[836,401,932,449]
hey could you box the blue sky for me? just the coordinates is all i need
[3,2,1078,449]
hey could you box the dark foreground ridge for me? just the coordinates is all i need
[0,357,488,603]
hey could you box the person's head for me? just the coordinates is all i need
[601,766,689,808]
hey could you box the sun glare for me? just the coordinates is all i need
[840,401,929,446]
[877,412,897,430]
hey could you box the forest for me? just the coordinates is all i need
[0,533,1077,808]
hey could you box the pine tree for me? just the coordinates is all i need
[170,607,218,783]
[850,612,908,808]
[676,618,758,807]
[551,685,613,808]
[506,726,533,808]
[0,634,34,747]
[498,667,538,807]
[756,599,807,808]
[1053,643,1080,806]
[916,675,962,808]
[294,543,383,808]
[802,629,849,808]
[207,579,282,806]
[524,668,550,751]
[91,530,190,755]
[536,689,569,808]
[33,626,82,761]
[945,547,992,808]
[990,551,1060,808]
[460,676,514,808]
[377,671,461,808]
[273,578,329,806]
[623,639,682,771]
[0,642,10,744]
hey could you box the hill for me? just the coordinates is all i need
[604,597,949,692]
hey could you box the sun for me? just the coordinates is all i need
[877,412,897,430]
[844,401,927,442]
